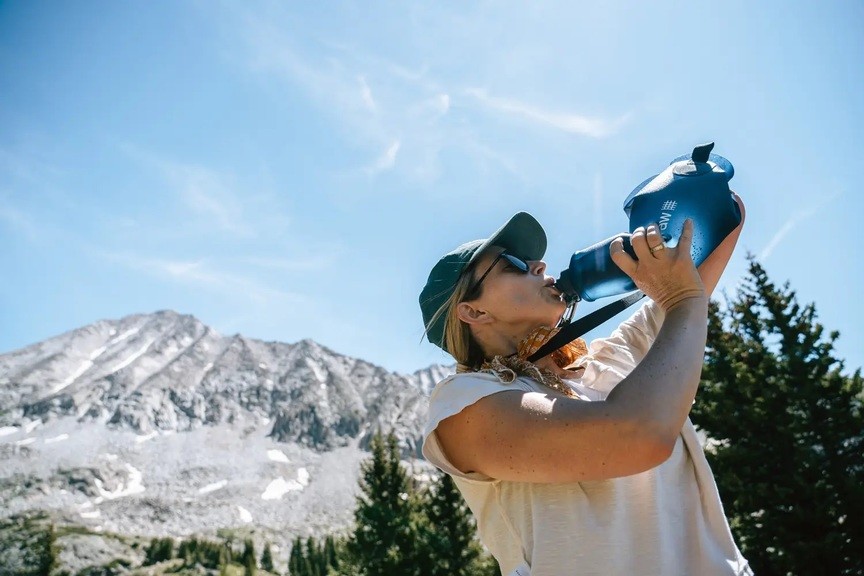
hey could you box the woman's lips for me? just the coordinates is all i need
[544,282,563,299]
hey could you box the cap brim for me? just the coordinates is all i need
[469,211,547,266]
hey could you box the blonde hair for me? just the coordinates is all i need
[424,263,487,369]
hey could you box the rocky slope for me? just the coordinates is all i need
[0,311,455,572]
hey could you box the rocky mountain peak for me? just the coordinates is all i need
[0,311,456,563]
[0,311,453,453]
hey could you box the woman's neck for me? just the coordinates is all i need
[474,329,520,359]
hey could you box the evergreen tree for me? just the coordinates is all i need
[286,535,341,576]
[342,430,423,576]
[220,543,232,569]
[177,537,194,563]
[322,536,338,572]
[174,536,229,569]
[144,537,175,565]
[305,538,321,576]
[691,257,864,575]
[288,536,306,575]
[242,538,258,576]
[35,523,57,576]
[417,473,496,576]
[261,542,275,572]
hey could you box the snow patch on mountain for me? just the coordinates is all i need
[199,480,228,494]
[106,338,155,375]
[94,463,145,500]
[237,506,253,523]
[267,449,290,463]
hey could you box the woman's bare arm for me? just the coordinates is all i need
[698,192,746,297]
[437,220,712,483]
[436,297,707,483]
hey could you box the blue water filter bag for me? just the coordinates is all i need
[556,142,741,302]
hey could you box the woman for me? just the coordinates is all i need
[419,202,751,575]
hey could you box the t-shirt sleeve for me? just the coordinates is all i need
[422,373,533,483]
[596,298,665,360]
[578,299,666,393]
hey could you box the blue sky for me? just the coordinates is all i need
[1,0,862,375]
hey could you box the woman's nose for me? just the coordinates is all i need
[529,260,547,275]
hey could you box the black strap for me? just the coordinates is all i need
[527,290,646,363]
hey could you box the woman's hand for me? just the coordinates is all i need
[610,219,706,312]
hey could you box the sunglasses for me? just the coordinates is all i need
[467,251,530,296]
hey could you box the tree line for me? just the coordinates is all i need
[286,431,498,576]
[133,431,496,576]
[142,535,272,574]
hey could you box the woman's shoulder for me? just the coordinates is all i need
[429,370,536,404]
[432,370,529,390]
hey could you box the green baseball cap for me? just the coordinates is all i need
[419,212,547,352]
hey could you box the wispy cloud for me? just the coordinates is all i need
[222,5,630,192]
[243,27,412,177]
[358,75,377,112]
[758,220,795,262]
[119,143,291,241]
[759,190,843,261]
[240,16,381,132]
[456,134,527,185]
[365,140,401,175]
[226,13,507,186]
[466,88,630,138]
[105,252,304,305]
[164,164,253,237]
[410,93,450,119]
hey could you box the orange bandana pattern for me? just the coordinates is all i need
[517,326,588,369]
[458,326,588,399]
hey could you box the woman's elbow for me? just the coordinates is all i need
[629,424,679,472]
[602,418,678,478]
[645,433,677,467]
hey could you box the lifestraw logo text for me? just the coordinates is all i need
[658,200,677,231]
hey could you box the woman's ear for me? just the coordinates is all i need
[455,301,492,326]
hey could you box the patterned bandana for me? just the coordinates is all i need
[457,326,588,398]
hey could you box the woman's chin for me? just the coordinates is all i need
[546,304,568,326]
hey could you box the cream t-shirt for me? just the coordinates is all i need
[422,301,751,576]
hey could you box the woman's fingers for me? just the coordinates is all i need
[676,219,695,261]
[611,220,698,276]
[630,226,653,261]
[610,236,637,276]
[609,219,705,311]
[634,223,666,260]
[645,224,665,258]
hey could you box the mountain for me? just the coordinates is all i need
[0,311,455,572]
